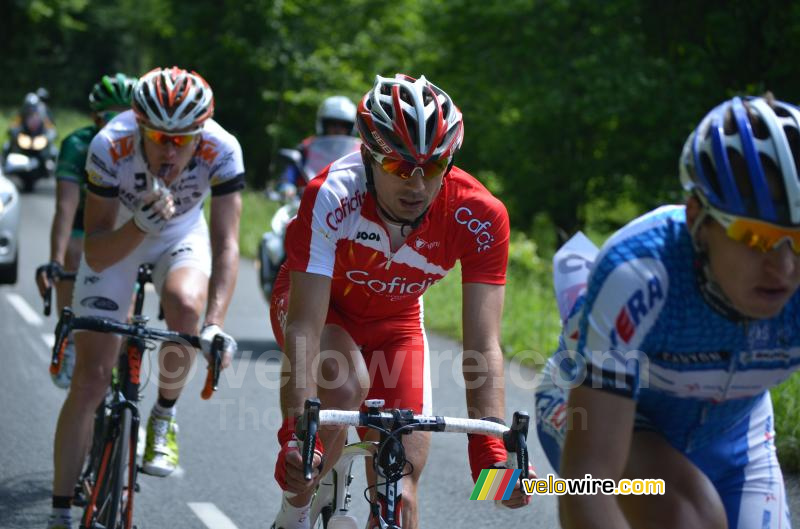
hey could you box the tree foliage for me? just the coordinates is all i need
[4,0,800,241]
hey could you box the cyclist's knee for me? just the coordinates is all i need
[69,362,112,407]
[620,488,726,529]
[621,432,727,529]
[161,292,203,332]
[317,364,369,410]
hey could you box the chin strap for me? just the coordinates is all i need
[690,208,749,322]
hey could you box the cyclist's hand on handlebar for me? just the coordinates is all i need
[275,417,324,494]
[280,445,323,495]
[498,464,535,509]
[35,260,62,297]
[200,323,237,369]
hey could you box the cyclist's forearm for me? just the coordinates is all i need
[84,220,146,272]
[204,240,239,327]
[50,181,80,263]
[280,324,321,419]
[50,207,74,264]
[463,344,505,419]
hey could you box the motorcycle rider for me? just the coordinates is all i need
[36,73,137,389]
[2,91,58,171]
[259,96,360,302]
[277,95,357,199]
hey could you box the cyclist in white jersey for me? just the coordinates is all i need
[536,94,800,529]
[47,67,242,529]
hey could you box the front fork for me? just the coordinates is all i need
[370,431,405,529]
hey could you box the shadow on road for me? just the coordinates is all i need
[0,470,51,526]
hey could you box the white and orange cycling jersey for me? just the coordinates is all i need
[73,110,244,322]
[270,151,509,413]
[85,110,244,237]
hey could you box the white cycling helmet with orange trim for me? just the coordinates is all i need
[132,66,214,131]
[356,74,463,164]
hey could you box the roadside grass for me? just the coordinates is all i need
[772,375,800,472]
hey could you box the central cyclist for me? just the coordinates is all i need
[270,74,532,529]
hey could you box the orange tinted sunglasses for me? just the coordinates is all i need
[370,151,449,180]
[707,207,800,255]
[142,126,201,147]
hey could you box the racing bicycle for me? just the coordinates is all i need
[49,264,226,529]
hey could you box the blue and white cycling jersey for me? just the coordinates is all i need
[563,204,800,449]
[536,205,797,528]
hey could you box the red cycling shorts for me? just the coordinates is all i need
[270,272,432,415]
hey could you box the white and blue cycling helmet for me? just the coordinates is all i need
[680,95,800,226]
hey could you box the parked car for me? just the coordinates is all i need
[0,166,20,284]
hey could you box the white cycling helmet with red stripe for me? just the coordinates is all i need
[132,66,214,131]
[356,74,464,164]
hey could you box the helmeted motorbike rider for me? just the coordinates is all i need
[259,96,360,303]
[2,92,59,188]
[4,92,58,159]
[277,95,357,198]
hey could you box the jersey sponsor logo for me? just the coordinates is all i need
[414,237,440,250]
[89,153,113,178]
[654,350,730,365]
[170,245,193,257]
[108,135,134,164]
[610,276,664,345]
[196,138,219,164]
[356,231,381,242]
[80,296,120,311]
[87,170,115,189]
[326,190,366,231]
[455,206,495,252]
[345,270,440,295]
[83,275,100,285]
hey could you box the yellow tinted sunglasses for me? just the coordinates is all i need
[707,208,800,254]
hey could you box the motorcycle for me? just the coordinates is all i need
[2,124,57,193]
[257,135,361,303]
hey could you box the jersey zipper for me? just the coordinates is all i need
[720,321,745,402]
[687,321,745,451]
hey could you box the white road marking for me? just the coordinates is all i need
[35,334,53,363]
[6,293,43,327]
[42,333,55,349]
[188,502,240,529]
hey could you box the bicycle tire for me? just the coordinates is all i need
[83,406,133,529]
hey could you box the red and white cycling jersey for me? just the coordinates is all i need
[85,110,244,237]
[281,151,510,323]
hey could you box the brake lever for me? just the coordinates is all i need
[36,263,54,316]
[201,334,224,400]
[503,411,531,490]
[299,398,321,481]
[50,307,74,374]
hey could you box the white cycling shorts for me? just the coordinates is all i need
[72,218,211,322]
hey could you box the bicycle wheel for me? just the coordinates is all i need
[82,406,134,529]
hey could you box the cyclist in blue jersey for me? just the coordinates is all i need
[536,94,800,529]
